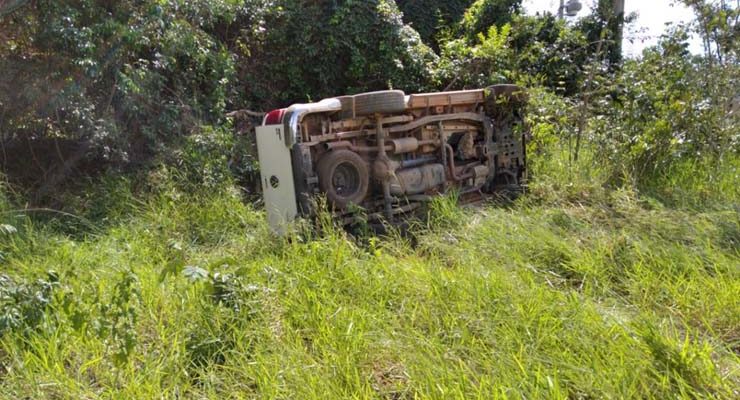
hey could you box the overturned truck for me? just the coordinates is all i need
[256,85,527,233]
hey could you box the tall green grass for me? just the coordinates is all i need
[0,177,737,398]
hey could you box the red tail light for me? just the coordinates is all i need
[264,108,286,125]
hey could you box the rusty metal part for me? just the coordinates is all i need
[420,127,438,153]
[472,165,490,188]
[284,98,342,147]
[400,155,436,169]
[325,141,352,151]
[444,144,463,182]
[372,157,400,181]
[330,115,413,133]
[389,163,446,196]
[405,194,433,202]
[364,202,421,222]
[375,116,394,220]
[438,122,448,188]
[408,89,485,109]
[387,112,484,134]
[327,138,439,155]
[390,137,418,153]
[349,144,394,153]
[390,138,438,154]
[483,116,495,171]
[457,131,477,159]
[325,140,393,154]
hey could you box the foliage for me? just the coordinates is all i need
[586,30,739,205]
[460,0,522,39]
[397,0,476,48]
[0,271,59,336]
[435,24,515,89]
[0,0,439,181]
[0,0,243,163]
[93,270,141,365]
[240,0,437,106]
[575,0,632,67]
[171,124,237,191]
[679,0,739,65]
[436,14,591,95]
[509,14,590,95]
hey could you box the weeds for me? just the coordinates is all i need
[0,180,737,398]
[0,272,58,336]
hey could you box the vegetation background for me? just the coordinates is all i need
[0,0,738,398]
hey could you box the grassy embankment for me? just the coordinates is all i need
[0,163,738,398]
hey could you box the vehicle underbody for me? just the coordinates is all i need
[256,85,528,233]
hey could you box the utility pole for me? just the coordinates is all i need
[613,0,625,18]
[558,0,565,19]
[613,0,625,57]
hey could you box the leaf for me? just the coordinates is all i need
[0,224,17,235]
[183,265,209,282]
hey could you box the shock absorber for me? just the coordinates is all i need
[375,115,394,220]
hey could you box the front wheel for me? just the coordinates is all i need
[316,150,370,209]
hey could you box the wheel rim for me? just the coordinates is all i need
[332,162,361,197]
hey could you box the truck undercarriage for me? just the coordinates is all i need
[256,85,528,233]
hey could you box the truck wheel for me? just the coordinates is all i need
[336,96,356,119]
[317,150,369,208]
[350,90,406,116]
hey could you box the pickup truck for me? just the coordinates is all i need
[255,85,527,233]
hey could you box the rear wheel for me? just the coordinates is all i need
[317,150,370,208]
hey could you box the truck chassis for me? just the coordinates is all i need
[256,85,527,233]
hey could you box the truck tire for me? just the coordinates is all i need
[317,150,370,209]
[336,96,355,119]
[350,90,406,116]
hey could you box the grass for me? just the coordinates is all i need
[0,177,738,399]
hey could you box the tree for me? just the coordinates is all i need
[575,0,632,67]
[435,14,591,96]
[460,0,522,39]
[396,0,476,48]
[679,0,739,65]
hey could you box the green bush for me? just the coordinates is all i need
[397,0,475,47]
[460,0,522,39]
[590,31,739,206]
[239,0,437,106]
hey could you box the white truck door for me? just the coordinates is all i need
[255,124,298,234]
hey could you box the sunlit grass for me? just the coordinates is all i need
[0,178,737,399]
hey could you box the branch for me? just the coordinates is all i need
[0,0,30,18]
[226,109,266,118]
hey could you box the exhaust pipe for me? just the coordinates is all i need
[281,98,342,148]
